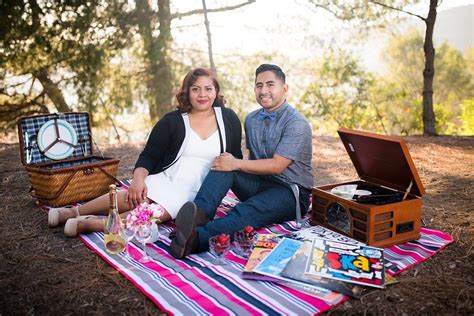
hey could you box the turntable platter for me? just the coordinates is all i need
[330,184,372,199]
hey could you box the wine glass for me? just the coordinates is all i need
[234,230,257,258]
[122,219,136,259]
[136,223,152,263]
[209,236,230,265]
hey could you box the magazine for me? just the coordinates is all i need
[281,241,363,298]
[285,225,398,278]
[304,238,385,289]
[253,238,345,304]
[285,225,364,245]
[241,233,281,281]
[253,237,302,277]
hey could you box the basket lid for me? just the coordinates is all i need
[18,112,94,166]
[337,128,425,197]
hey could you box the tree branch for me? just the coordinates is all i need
[307,3,352,20]
[171,0,256,19]
[369,1,426,21]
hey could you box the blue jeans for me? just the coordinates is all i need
[194,170,310,252]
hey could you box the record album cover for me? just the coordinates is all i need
[304,238,385,289]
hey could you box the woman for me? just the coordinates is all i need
[48,68,243,236]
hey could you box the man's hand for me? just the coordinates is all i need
[212,152,238,171]
[126,167,149,207]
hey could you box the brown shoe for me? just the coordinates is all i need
[170,202,210,259]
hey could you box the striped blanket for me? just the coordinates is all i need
[80,191,453,315]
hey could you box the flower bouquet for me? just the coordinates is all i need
[124,202,165,262]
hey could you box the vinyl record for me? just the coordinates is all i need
[330,184,372,200]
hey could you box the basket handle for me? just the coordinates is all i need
[29,167,122,201]
[97,166,122,187]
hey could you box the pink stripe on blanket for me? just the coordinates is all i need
[80,235,174,315]
[387,246,426,261]
[144,244,265,315]
[420,227,454,244]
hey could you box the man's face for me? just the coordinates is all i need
[254,71,288,111]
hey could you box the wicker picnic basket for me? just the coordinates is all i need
[18,112,121,207]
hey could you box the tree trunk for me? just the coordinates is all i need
[135,0,255,122]
[202,0,217,75]
[422,0,437,135]
[34,68,71,113]
[136,0,174,123]
[154,0,174,122]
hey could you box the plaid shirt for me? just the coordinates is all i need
[244,101,313,189]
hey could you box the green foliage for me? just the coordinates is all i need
[379,29,473,134]
[299,49,379,134]
[0,0,132,129]
[299,29,473,136]
[459,99,474,135]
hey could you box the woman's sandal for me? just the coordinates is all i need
[48,206,80,227]
[64,216,104,237]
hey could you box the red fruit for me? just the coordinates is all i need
[216,233,230,245]
[242,225,256,238]
[243,225,254,234]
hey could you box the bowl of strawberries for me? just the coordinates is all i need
[209,233,231,265]
[234,226,257,258]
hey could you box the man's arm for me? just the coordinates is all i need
[211,152,291,175]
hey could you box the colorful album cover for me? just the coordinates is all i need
[281,241,364,298]
[304,238,385,289]
[285,225,364,245]
[285,225,397,276]
[241,233,282,281]
[253,238,345,304]
[253,238,302,277]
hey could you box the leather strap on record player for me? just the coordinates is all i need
[289,183,302,228]
[402,180,413,200]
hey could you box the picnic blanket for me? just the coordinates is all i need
[78,188,453,315]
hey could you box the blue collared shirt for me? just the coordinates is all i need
[244,101,314,189]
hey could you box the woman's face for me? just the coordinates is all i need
[188,76,217,112]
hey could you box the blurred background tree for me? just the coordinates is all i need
[0,0,472,138]
[0,0,132,131]
[0,0,254,133]
[306,0,443,135]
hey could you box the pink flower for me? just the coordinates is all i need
[125,202,164,228]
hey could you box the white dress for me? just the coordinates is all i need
[144,128,220,219]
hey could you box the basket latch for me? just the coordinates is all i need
[83,168,95,175]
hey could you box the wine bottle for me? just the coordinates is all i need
[104,184,126,254]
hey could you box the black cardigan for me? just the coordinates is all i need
[135,107,243,175]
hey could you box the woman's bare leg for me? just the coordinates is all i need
[49,190,135,227]
[78,190,134,216]
[71,208,173,236]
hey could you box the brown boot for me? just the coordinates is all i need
[170,202,210,259]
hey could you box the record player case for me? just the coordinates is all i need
[311,128,425,248]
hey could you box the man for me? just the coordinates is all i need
[170,64,313,259]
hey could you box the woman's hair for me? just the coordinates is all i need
[176,68,225,113]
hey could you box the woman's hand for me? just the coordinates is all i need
[126,168,149,207]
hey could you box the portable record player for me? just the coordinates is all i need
[311,128,425,248]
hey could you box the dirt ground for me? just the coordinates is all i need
[0,135,473,315]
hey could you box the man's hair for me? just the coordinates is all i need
[255,64,286,83]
